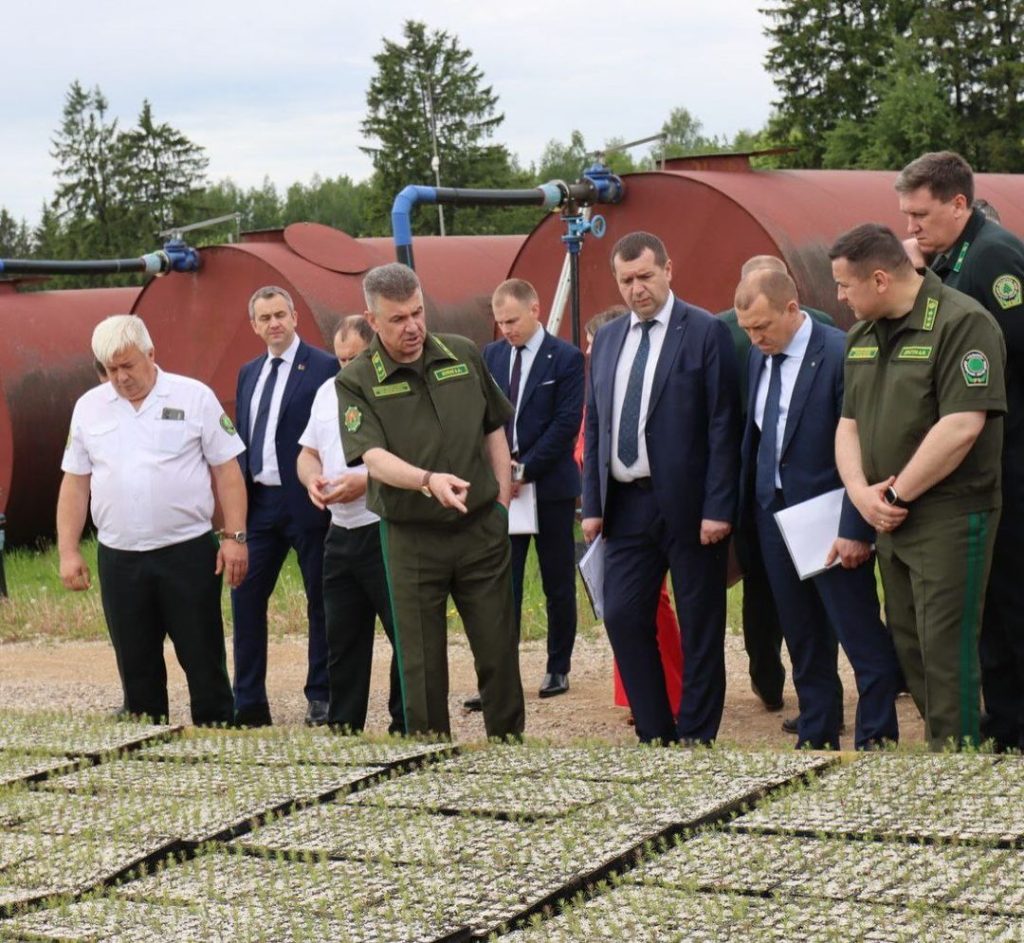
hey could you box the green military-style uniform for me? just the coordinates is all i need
[337,331,525,738]
[932,208,1024,750]
[843,269,1007,749]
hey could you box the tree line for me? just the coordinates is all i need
[3,5,1022,286]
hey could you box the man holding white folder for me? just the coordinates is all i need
[736,268,902,750]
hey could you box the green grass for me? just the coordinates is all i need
[0,537,749,645]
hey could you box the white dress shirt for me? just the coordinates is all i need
[298,378,378,530]
[753,311,811,488]
[610,293,674,482]
[62,369,244,551]
[249,332,301,486]
[509,323,545,454]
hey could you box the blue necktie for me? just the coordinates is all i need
[248,357,283,477]
[505,345,525,453]
[617,320,655,467]
[756,352,787,508]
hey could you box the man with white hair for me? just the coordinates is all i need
[57,314,247,725]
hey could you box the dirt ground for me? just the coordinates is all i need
[0,630,924,749]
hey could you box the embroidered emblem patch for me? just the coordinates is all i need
[344,405,363,432]
[434,363,470,381]
[219,413,237,435]
[373,381,412,398]
[961,350,990,387]
[847,347,878,361]
[64,431,72,450]
[371,350,387,383]
[993,275,1022,310]
[897,346,933,361]
[922,297,939,331]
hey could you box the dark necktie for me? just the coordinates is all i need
[248,357,283,477]
[617,320,655,467]
[756,352,788,508]
[505,345,525,452]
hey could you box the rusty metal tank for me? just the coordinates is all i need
[133,223,523,415]
[0,281,142,545]
[509,155,1024,334]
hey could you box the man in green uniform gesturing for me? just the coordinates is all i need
[830,224,1006,751]
[896,151,1024,751]
[337,262,525,739]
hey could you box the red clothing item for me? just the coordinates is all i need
[613,581,683,714]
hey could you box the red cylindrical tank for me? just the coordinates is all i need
[0,282,142,545]
[509,157,1024,334]
[133,223,523,416]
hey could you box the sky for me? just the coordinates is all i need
[3,0,778,228]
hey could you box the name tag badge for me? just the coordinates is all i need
[847,347,878,362]
[434,363,469,382]
[161,408,185,420]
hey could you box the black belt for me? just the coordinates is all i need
[614,476,652,490]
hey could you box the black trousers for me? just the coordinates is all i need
[322,522,403,733]
[97,532,233,725]
[510,497,578,675]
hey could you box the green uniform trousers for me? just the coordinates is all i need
[876,509,998,751]
[380,503,525,738]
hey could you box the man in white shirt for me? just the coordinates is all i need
[297,316,403,733]
[57,314,247,725]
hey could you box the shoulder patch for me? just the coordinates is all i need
[219,413,237,435]
[372,381,411,398]
[434,363,470,382]
[65,430,72,450]
[953,241,970,274]
[993,274,1022,310]
[371,350,387,383]
[847,346,878,361]
[922,297,939,331]
[343,405,363,432]
[961,350,990,387]
[897,345,932,361]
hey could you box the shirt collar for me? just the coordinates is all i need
[629,292,674,331]
[932,209,986,277]
[781,311,812,359]
[369,332,457,380]
[864,269,943,339]
[268,333,301,364]
[103,365,170,405]
[520,323,545,353]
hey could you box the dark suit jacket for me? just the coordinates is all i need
[582,297,740,541]
[236,338,338,531]
[484,330,584,502]
[740,318,873,542]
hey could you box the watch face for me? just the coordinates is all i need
[884,487,897,505]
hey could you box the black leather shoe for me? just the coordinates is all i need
[782,715,799,735]
[751,681,784,712]
[234,704,272,728]
[463,694,483,711]
[539,673,570,698]
[304,700,329,727]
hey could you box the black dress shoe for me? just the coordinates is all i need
[234,704,272,728]
[539,673,570,698]
[782,715,799,735]
[463,694,483,712]
[750,681,784,712]
[304,700,329,727]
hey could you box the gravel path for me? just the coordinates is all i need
[0,630,924,749]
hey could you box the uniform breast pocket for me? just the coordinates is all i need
[85,420,119,459]
[156,420,187,453]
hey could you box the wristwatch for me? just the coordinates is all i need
[882,486,910,509]
[420,471,433,498]
[219,530,247,544]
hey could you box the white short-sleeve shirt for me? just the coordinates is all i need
[298,378,378,530]
[61,369,245,551]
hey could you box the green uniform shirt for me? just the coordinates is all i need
[337,332,513,525]
[932,208,1024,455]
[842,269,1007,517]
[719,305,835,414]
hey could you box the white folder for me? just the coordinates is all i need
[772,487,846,581]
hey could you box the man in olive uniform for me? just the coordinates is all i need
[831,223,1006,751]
[337,262,525,739]
[719,255,837,725]
[897,151,1024,751]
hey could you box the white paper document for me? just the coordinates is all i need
[508,483,539,535]
[772,487,846,581]
[577,534,605,620]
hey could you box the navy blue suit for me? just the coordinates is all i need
[583,297,740,743]
[740,317,901,749]
[232,338,338,715]
[484,330,584,675]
